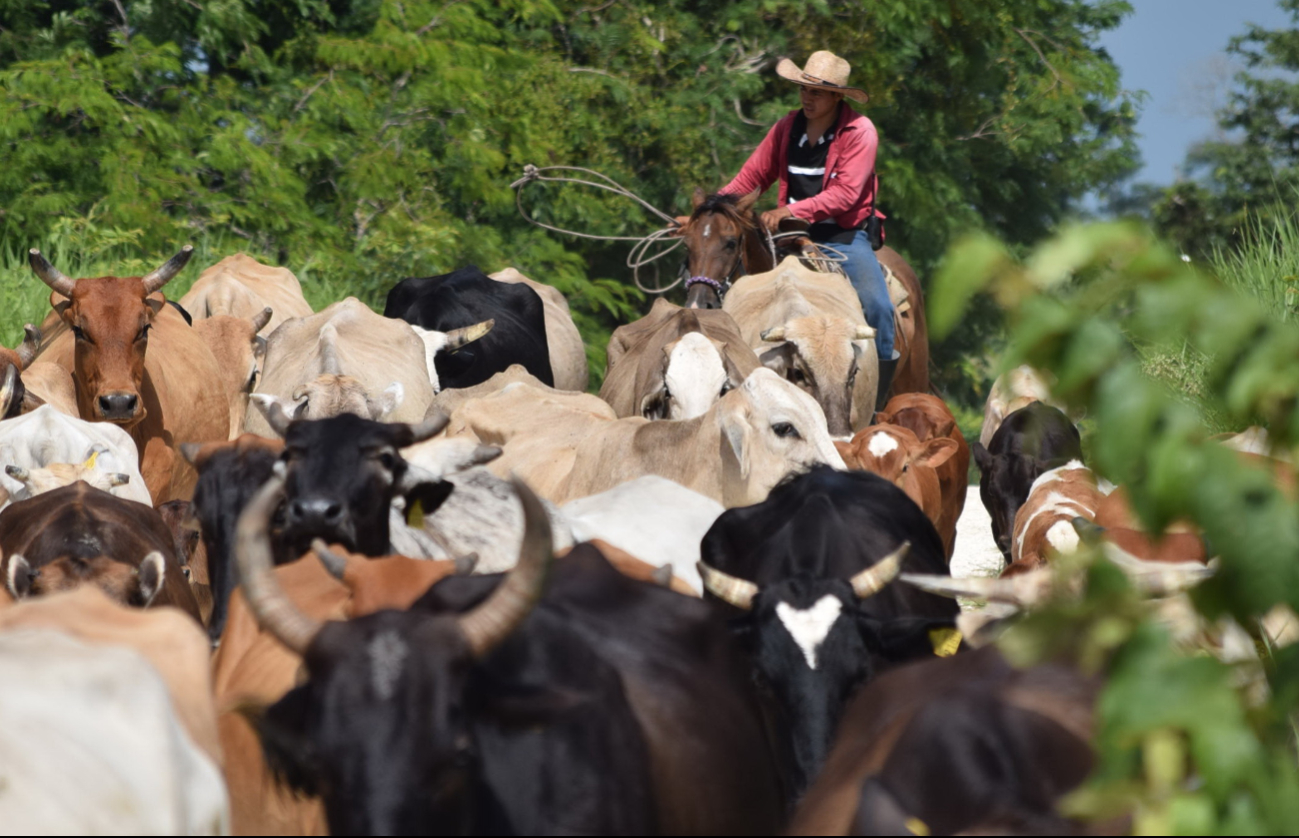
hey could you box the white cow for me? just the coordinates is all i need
[561,475,725,594]
[0,405,151,506]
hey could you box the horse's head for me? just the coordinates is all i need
[677,189,764,309]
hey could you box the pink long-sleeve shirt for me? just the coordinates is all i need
[720,104,880,229]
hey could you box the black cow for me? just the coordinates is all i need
[697,466,959,798]
[971,401,1084,559]
[384,265,554,388]
[789,647,1097,835]
[237,475,784,835]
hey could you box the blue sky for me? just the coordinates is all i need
[1100,0,1294,185]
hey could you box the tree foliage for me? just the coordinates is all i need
[0,0,1138,388]
[935,222,1299,833]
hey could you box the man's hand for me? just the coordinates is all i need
[760,206,794,230]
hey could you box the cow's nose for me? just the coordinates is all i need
[288,497,345,528]
[98,393,138,417]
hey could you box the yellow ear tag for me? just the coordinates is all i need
[905,816,930,836]
[406,497,424,529]
[929,627,962,657]
[82,450,99,470]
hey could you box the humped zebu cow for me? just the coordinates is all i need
[243,297,437,437]
[0,482,200,620]
[836,424,960,558]
[0,404,151,507]
[788,647,1097,836]
[875,392,970,557]
[27,247,231,502]
[179,252,313,335]
[489,267,588,391]
[384,265,553,389]
[229,472,784,834]
[972,401,1084,560]
[601,297,760,420]
[0,587,227,833]
[979,364,1068,447]
[445,366,847,507]
[696,466,959,797]
[723,256,878,436]
[191,307,272,438]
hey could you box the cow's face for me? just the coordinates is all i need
[757,317,876,437]
[58,277,162,424]
[837,426,957,519]
[259,611,479,835]
[279,413,418,557]
[972,444,1047,559]
[642,332,733,420]
[717,370,846,505]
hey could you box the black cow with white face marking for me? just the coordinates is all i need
[237,475,783,835]
[384,266,554,389]
[697,466,957,798]
[970,401,1084,560]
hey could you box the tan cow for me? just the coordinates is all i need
[723,256,878,436]
[601,298,760,419]
[28,247,231,502]
[979,364,1068,447]
[193,309,272,438]
[244,297,435,436]
[447,367,846,507]
[1007,460,1104,575]
[876,393,971,558]
[490,267,589,391]
[181,252,313,335]
[836,424,959,553]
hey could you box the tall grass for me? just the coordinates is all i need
[1212,209,1299,324]
[0,233,365,348]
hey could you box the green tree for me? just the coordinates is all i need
[0,0,1139,390]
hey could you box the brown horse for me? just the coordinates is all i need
[676,189,929,399]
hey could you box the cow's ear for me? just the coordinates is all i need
[369,381,404,421]
[145,297,166,317]
[719,404,754,479]
[135,551,166,607]
[915,437,959,470]
[857,614,961,662]
[253,335,267,359]
[54,299,73,323]
[757,342,794,378]
[5,555,34,599]
[971,441,993,473]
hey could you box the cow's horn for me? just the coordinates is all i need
[4,464,29,483]
[312,539,349,580]
[900,568,1054,607]
[235,472,322,654]
[445,319,494,351]
[651,564,674,587]
[454,552,479,575]
[457,476,553,658]
[406,411,450,444]
[853,324,876,340]
[850,542,907,599]
[251,307,273,334]
[28,250,76,297]
[0,365,16,417]
[760,326,786,342]
[108,473,130,487]
[16,325,41,368]
[251,394,293,437]
[140,245,194,294]
[179,442,204,465]
[697,561,759,610]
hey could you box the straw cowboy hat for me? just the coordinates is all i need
[775,51,869,104]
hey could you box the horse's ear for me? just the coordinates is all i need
[735,189,761,212]
[692,187,708,209]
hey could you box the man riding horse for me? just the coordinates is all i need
[689,51,899,401]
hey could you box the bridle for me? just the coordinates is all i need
[680,215,764,302]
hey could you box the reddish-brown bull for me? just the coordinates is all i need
[27,247,230,502]
[876,393,969,558]
[836,424,959,554]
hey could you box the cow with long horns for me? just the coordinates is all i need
[27,247,230,502]
[696,466,959,797]
[235,473,784,834]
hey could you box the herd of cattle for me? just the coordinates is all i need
[0,234,1278,835]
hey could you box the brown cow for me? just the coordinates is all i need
[156,498,213,625]
[0,481,200,620]
[836,424,959,554]
[1007,460,1103,575]
[876,393,970,558]
[601,298,760,420]
[27,247,231,502]
[0,325,42,418]
[192,308,272,439]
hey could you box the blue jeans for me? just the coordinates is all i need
[821,230,895,360]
